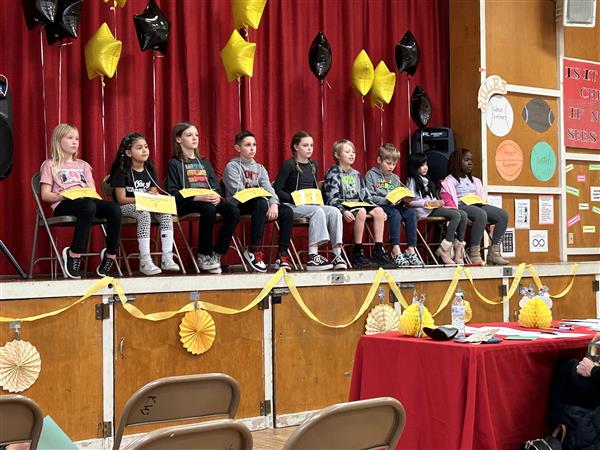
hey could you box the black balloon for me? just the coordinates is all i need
[45,0,82,45]
[410,86,432,130]
[308,32,332,80]
[22,0,58,29]
[395,31,420,76]
[133,0,171,54]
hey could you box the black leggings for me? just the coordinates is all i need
[54,198,122,254]
[238,198,294,254]
[177,198,240,256]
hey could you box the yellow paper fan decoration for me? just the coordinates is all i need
[464,300,472,323]
[0,340,41,393]
[232,0,267,30]
[519,298,552,328]
[179,310,216,355]
[365,304,401,335]
[220,30,257,82]
[84,23,122,80]
[351,50,374,96]
[398,304,435,338]
[370,61,396,107]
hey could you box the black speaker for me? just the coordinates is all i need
[410,127,455,184]
[0,77,13,180]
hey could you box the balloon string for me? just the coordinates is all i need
[101,76,107,171]
[238,79,242,128]
[321,80,325,171]
[39,29,48,157]
[362,96,367,173]
[380,105,384,146]
[152,51,157,157]
[407,76,411,155]
[248,73,253,130]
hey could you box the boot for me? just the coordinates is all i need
[486,244,508,266]
[139,254,162,275]
[468,245,484,266]
[161,252,180,272]
[453,240,466,265]
[435,239,455,265]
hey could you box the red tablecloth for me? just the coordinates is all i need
[349,323,595,450]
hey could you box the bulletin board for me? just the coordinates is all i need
[565,159,600,250]
[492,192,560,264]
[486,93,559,189]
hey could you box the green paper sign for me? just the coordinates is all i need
[566,186,580,196]
[530,142,556,182]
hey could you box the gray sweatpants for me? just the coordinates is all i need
[428,207,468,242]
[459,204,508,245]
[286,204,343,247]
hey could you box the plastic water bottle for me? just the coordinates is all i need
[451,289,466,339]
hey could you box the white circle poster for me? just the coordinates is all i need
[486,95,514,137]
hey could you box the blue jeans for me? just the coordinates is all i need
[381,204,417,247]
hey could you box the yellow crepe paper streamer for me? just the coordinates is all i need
[232,0,267,30]
[351,50,374,96]
[527,264,579,298]
[370,61,396,107]
[84,23,122,80]
[220,30,256,82]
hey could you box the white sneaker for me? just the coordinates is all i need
[197,253,220,271]
[139,255,162,276]
[207,254,222,273]
[161,252,180,272]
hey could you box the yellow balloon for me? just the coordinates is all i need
[351,50,374,96]
[103,0,126,7]
[84,23,122,80]
[370,61,396,107]
[232,0,267,30]
[220,29,257,82]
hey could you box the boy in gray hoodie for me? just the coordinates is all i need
[223,131,294,272]
[364,143,420,267]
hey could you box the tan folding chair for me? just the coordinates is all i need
[29,173,122,278]
[283,397,406,450]
[0,394,44,450]
[416,215,451,265]
[101,177,186,275]
[113,373,241,450]
[121,419,252,450]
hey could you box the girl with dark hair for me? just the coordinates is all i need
[440,148,508,265]
[273,131,346,271]
[166,122,239,274]
[406,153,468,265]
[108,132,179,275]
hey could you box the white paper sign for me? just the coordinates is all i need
[591,186,600,202]
[486,95,514,137]
[501,228,516,258]
[515,199,530,229]
[529,230,548,253]
[487,194,503,209]
[538,195,554,225]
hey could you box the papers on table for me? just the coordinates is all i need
[464,325,590,340]
[61,187,102,200]
[561,319,600,331]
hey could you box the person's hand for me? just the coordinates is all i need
[343,210,355,223]
[592,333,600,344]
[576,357,595,377]
[266,203,278,221]
[194,194,220,205]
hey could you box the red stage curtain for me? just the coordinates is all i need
[0,0,448,275]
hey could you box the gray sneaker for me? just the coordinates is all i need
[405,252,421,266]
[197,253,220,271]
[393,253,409,267]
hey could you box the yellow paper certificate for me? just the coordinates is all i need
[460,194,486,205]
[134,192,177,214]
[179,188,221,198]
[342,201,373,208]
[61,187,102,200]
[386,187,415,205]
[233,187,272,203]
[291,188,324,206]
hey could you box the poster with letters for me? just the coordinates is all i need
[515,199,530,229]
[538,195,554,225]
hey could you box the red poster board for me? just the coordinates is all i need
[563,57,600,150]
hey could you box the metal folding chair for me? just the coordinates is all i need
[0,394,44,450]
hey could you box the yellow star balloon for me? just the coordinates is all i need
[370,61,396,107]
[85,23,122,80]
[232,0,267,30]
[351,50,374,96]
[220,29,257,82]
[103,0,126,7]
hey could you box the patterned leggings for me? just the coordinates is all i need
[120,203,173,238]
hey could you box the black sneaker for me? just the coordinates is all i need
[331,254,348,270]
[350,250,375,269]
[96,249,116,277]
[62,247,83,279]
[306,254,333,271]
[370,252,397,269]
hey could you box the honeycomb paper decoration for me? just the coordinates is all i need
[518,298,552,328]
[0,340,41,393]
[179,310,216,355]
[399,303,435,337]
[464,300,473,323]
[365,304,401,335]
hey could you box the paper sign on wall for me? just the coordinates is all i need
[579,203,589,210]
[529,230,548,253]
[501,228,516,258]
[591,187,600,202]
[538,195,554,225]
[590,164,600,171]
[487,195,503,209]
[583,226,596,233]
[577,174,586,182]
[567,214,581,228]
[566,186,580,196]
[593,206,600,215]
[515,199,530,229]
[565,164,574,173]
